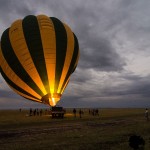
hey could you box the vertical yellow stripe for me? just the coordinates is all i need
[9,20,47,95]
[0,48,41,100]
[57,23,74,93]
[37,15,56,95]
[61,78,70,94]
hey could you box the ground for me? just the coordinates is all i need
[0,108,149,150]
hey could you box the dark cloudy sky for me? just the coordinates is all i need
[0,0,150,109]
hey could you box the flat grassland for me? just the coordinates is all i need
[0,108,149,150]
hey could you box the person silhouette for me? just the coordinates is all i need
[73,108,76,118]
[145,108,149,121]
[79,109,82,118]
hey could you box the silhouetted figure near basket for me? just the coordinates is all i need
[92,109,95,116]
[129,135,145,150]
[89,109,91,115]
[37,109,39,116]
[73,108,77,118]
[33,109,36,116]
[79,109,82,118]
[45,109,48,115]
[29,108,32,116]
[40,109,43,116]
[95,109,99,116]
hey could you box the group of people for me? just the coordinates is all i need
[29,108,43,116]
[73,108,84,118]
[73,108,100,118]
[89,109,99,116]
[22,107,149,120]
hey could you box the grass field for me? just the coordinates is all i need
[0,108,149,150]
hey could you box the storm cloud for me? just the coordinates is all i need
[0,0,150,108]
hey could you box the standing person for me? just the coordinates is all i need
[40,109,43,116]
[73,108,77,118]
[145,108,149,121]
[37,109,39,116]
[33,109,36,116]
[29,108,32,116]
[95,109,99,116]
[89,109,91,115]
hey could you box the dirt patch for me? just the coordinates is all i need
[0,125,82,140]
[86,119,133,127]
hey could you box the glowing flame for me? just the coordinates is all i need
[52,97,56,106]
[41,93,61,106]
[49,97,56,106]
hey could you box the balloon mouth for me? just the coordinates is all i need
[41,93,61,106]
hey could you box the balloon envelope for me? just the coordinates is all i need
[0,15,79,106]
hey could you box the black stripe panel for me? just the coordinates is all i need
[1,28,44,96]
[0,68,40,100]
[22,96,42,103]
[50,17,67,93]
[22,15,49,94]
[60,33,79,93]
[71,33,79,73]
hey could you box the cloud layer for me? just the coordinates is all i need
[0,0,150,108]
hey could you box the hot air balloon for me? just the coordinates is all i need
[0,15,79,106]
